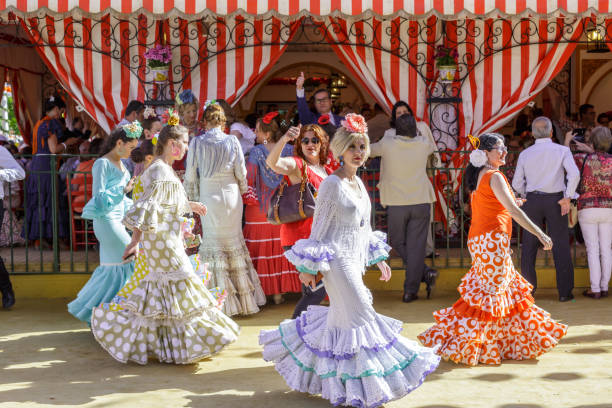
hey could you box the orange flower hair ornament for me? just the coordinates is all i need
[467,134,480,150]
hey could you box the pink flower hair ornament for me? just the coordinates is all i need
[340,113,368,134]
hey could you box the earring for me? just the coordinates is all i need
[263,138,268,145]
[339,156,344,167]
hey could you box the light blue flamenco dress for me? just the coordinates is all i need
[67,158,135,324]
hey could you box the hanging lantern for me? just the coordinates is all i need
[587,26,608,53]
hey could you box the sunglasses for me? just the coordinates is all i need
[301,137,321,145]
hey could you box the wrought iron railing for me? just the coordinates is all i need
[2,152,586,275]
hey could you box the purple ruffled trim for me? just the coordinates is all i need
[295,313,400,361]
[287,249,334,263]
[369,240,391,253]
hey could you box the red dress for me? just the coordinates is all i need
[243,147,302,295]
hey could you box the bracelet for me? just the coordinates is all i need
[61,142,67,151]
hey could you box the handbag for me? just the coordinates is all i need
[267,159,317,225]
[568,153,590,228]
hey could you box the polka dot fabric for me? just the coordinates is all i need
[90,160,240,364]
[418,231,567,366]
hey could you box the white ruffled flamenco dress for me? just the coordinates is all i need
[259,175,440,408]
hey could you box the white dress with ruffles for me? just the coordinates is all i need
[259,175,440,408]
[184,127,266,316]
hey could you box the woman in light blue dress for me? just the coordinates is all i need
[67,123,140,324]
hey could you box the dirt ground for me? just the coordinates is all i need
[1,290,611,408]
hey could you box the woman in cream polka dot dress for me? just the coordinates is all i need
[90,116,240,365]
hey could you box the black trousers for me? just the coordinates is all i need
[386,204,431,296]
[520,192,574,297]
[284,245,328,319]
[0,201,11,292]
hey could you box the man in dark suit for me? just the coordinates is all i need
[295,72,344,126]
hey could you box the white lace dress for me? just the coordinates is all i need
[259,175,440,408]
[184,127,266,316]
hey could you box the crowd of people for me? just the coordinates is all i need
[0,73,609,407]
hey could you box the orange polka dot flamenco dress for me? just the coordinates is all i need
[418,170,567,366]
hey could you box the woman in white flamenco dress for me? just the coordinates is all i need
[259,115,440,408]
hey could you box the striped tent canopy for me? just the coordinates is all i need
[1,0,611,20]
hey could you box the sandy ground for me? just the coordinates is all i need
[1,291,611,408]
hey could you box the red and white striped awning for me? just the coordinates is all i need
[1,0,611,20]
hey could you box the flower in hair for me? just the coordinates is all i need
[469,149,488,167]
[162,108,180,127]
[143,107,156,120]
[340,113,368,134]
[204,99,218,110]
[123,121,143,139]
[262,111,279,124]
[176,89,197,106]
[147,132,159,145]
[467,134,480,150]
[318,114,330,125]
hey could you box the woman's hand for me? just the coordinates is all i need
[573,140,594,153]
[190,201,207,216]
[537,232,553,251]
[124,177,135,194]
[299,272,317,290]
[377,261,392,282]
[282,125,301,144]
[122,241,139,261]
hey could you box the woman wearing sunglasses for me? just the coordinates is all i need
[266,124,333,318]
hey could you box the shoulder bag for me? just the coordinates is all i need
[267,159,317,225]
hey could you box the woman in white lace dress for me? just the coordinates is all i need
[184,103,265,316]
[260,114,440,408]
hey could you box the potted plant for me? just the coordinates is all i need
[435,45,458,83]
[144,44,172,83]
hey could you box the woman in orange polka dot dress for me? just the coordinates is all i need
[418,133,567,366]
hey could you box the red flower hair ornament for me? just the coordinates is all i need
[340,113,368,134]
[262,111,279,124]
[318,114,331,125]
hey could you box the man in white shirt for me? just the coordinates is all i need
[0,145,26,309]
[512,116,580,302]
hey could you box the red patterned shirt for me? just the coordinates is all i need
[574,152,612,210]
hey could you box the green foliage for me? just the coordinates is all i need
[0,93,21,136]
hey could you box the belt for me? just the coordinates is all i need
[527,191,563,196]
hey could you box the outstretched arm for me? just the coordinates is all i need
[490,172,552,250]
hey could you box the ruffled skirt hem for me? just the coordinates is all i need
[199,240,266,316]
[259,306,440,408]
[67,262,134,324]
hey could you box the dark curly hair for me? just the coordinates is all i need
[463,133,505,192]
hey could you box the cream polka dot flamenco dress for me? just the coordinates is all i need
[90,159,240,364]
